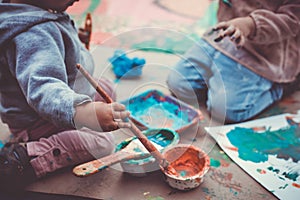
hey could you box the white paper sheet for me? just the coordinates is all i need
[206,113,300,200]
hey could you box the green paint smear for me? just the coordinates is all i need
[210,158,221,168]
[146,196,164,200]
[227,126,300,181]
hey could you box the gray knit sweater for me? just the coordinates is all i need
[0,3,95,129]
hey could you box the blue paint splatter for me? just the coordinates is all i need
[109,50,145,79]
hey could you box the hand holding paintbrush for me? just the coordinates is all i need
[76,64,173,171]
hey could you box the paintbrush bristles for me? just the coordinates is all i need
[76,64,113,103]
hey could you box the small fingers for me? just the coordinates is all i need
[213,21,229,31]
[230,29,245,48]
[111,102,126,111]
[222,25,236,37]
[237,36,246,48]
[113,110,131,120]
[214,24,236,42]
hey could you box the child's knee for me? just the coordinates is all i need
[167,71,197,102]
[208,92,254,123]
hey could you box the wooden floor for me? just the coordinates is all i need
[3,46,300,199]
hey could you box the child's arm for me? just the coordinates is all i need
[213,2,300,46]
[74,101,131,132]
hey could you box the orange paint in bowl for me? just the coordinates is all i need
[161,144,210,190]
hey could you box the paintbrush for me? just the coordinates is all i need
[73,137,163,177]
[76,64,172,171]
[84,13,92,50]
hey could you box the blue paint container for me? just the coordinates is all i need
[120,89,203,134]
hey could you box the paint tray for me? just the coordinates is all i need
[120,89,203,134]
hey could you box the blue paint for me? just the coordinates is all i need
[0,140,4,149]
[109,50,145,79]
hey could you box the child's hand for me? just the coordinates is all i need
[214,16,255,48]
[98,102,131,131]
[74,102,131,132]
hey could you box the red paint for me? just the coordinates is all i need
[292,183,300,188]
[210,168,242,191]
[226,146,238,151]
[163,145,210,178]
[257,169,267,174]
[220,159,230,167]
[251,126,266,131]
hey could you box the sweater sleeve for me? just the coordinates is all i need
[249,1,300,44]
[8,22,92,128]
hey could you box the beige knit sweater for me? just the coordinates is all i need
[203,0,300,83]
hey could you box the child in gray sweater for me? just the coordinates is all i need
[0,0,130,191]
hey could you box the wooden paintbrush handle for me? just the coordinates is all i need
[76,64,113,103]
[129,123,165,163]
[84,13,92,50]
[73,150,146,177]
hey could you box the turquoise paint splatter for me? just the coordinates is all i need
[283,171,299,181]
[227,126,300,163]
[210,158,221,168]
[227,126,300,181]
[267,166,280,174]
[179,170,187,177]
[0,141,4,149]
[279,184,288,189]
